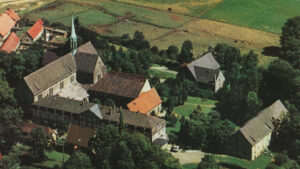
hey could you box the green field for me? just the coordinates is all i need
[100,1,193,28]
[181,163,197,169]
[201,0,300,34]
[117,0,300,34]
[57,10,116,26]
[174,96,217,117]
[25,2,116,26]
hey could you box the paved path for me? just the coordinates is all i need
[171,150,205,165]
[149,66,178,75]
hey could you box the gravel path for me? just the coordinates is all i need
[171,150,205,165]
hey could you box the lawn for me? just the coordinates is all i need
[149,69,177,79]
[167,120,181,134]
[32,150,70,168]
[181,163,197,169]
[215,154,272,169]
[174,96,217,117]
[100,1,193,28]
[201,0,300,34]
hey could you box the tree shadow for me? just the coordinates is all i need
[261,46,281,57]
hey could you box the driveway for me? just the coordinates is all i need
[171,150,205,165]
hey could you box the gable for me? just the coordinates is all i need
[239,100,288,146]
[24,53,76,94]
[127,88,162,114]
[27,19,43,39]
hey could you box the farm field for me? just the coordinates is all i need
[174,96,217,117]
[95,20,170,41]
[202,0,300,34]
[117,0,221,16]
[23,0,280,67]
[100,1,194,28]
[117,0,300,34]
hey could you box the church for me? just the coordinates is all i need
[24,17,106,103]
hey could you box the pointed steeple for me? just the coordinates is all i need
[70,16,77,56]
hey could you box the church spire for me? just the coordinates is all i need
[70,16,77,56]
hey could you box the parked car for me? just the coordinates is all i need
[171,145,179,152]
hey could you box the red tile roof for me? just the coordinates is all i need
[27,19,44,39]
[4,8,20,22]
[0,13,15,37]
[127,88,162,114]
[0,32,20,53]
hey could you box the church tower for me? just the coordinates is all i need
[70,17,77,56]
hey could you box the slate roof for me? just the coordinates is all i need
[77,41,97,55]
[187,52,221,83]
[127,88,162,114]
[33,96,98,114]
[66,123,96,147]
[101,106,165,130]
[239,100,288,146]
[0,32,20,53]
[21,122,55,135]
[4,8,20,22]
[0,13,15,37]
[24,53,76,95]
[42,50,59,65]
[90,71,147,99]
[75,52,99,73]
[27,19,43,39]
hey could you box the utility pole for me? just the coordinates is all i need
[62,139,65,164]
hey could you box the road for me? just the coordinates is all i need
[0,0,39,9]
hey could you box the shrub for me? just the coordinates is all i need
[274,153,288,166]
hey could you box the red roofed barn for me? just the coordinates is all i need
[22,19,44,44]
[0,13,16,42]
[0,32,20,53]
[4,8,20,22]
[127,88,162,115]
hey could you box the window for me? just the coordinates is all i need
[49,88,53,95]
[71,76,74,83]
[97,74,101,81]
[60,81,64,89]
[38,94,42,101]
